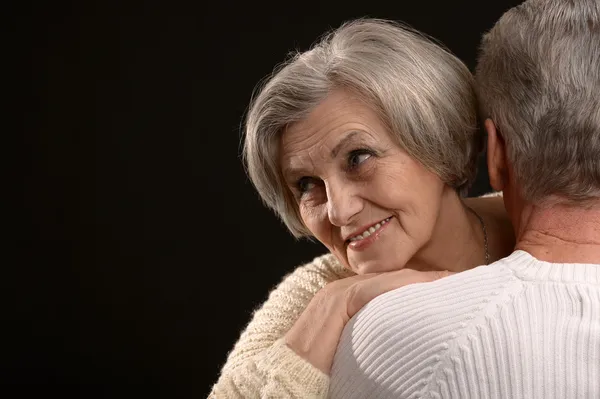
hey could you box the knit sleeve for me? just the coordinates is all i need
[209,253,354,398]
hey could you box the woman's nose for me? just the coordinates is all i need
[325,182,362,227]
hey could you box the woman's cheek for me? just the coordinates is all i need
[301,202,328,234]
[369,172,410,209]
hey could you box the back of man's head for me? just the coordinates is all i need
[476,0,600,203]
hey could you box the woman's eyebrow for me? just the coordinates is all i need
[329,131,363,158]
[282,131,365,180]
[281,159,309,183]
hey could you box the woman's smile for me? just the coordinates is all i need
[346,216,393,251]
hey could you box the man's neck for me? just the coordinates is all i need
[515,199,600,263]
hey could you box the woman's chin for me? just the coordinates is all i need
[350,259,401,275]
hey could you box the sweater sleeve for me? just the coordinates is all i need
[209,253,354,398]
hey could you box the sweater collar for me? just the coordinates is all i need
[500,250,600,284]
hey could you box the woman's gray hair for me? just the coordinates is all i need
[243,18,480,237]
[475,0,600,202]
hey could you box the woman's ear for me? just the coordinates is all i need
[485,118,508,192]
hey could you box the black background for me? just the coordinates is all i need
[12,1,521,397]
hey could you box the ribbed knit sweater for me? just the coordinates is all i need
[329,250,600,398]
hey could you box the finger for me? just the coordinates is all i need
[323,272,379,292]
[346,269,454,318]
[428,270,455,280]
[403,269,454,282]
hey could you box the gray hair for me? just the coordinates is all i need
[243,18,480,237]
[475,0,600,202]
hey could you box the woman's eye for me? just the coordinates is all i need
[348,150,372,169]
[297,177,316,193]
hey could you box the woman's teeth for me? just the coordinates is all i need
[349,217,392,242]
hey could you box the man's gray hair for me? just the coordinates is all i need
[476,0,600,202]
[244,18,480,237]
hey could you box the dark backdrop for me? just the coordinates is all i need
[12,1,521,397]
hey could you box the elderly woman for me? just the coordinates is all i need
[209,19,514,398]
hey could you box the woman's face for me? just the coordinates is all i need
[280,89,446,274]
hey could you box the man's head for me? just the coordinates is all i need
[476,0,600,228]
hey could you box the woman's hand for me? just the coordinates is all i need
[284,268,453,375]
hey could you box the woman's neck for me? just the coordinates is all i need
[407,190,514,273]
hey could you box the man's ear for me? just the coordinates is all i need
[485,118,508,192]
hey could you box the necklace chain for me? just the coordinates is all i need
[467,206,490,265]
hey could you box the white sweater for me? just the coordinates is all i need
[330,250,600,399]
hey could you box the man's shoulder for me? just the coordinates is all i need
[370,262,513,312]
[330,263,518,398]
[338,262,518,358]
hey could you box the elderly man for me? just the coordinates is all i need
[329,0,600,398]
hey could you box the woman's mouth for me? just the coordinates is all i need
[346,216,392,251]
